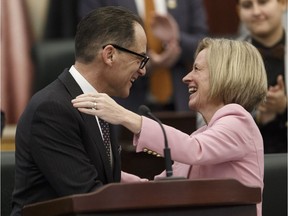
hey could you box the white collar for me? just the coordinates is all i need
[69,65,97,94]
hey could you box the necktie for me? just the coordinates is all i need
[144,0,173,104]
[98,118,112,166]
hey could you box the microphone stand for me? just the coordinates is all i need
[146,111,173,177]
[139,105,185,180]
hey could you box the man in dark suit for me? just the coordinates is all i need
[11,6,148,215]
[78,0,208,112]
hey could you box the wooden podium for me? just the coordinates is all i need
[22,179,261,216]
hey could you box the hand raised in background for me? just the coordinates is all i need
[258,75,287,114]
[257,75,287,124]
[148,39,181,69]
[148,13,181,69]
[150,12,179,42]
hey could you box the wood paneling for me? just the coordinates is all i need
[204,0,240,37]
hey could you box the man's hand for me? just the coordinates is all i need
[151,13,179,42]
[148,40,181,69]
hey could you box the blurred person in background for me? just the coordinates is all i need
[237,0,287,153]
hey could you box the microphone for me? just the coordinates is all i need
[138,105,173,177]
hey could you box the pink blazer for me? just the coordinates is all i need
[133,104,264,216]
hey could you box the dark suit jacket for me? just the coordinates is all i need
[11,69,121,216]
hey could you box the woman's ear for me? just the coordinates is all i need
[102,45,114,66]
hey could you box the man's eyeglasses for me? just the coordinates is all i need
[103,44,149,69]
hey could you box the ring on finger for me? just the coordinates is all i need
[92,102,97,110]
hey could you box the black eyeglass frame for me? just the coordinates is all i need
[102,44,149,69]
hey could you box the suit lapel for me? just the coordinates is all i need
[58,69,114,182]
[109,125,121,181]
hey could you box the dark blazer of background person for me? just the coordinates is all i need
[247,33,287,153]
[44,0,78,39]
[78,0,209,112]
[236,0,287,154]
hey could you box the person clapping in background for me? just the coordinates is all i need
[237,0,287,153]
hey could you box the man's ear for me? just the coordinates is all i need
[102,45,114,66]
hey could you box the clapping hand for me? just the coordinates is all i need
[148,13,181,69]
[150,12,179,42]
[257,75,287,124]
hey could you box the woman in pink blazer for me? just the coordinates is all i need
[72,38,267,216]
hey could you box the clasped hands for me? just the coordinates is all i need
[256,75,287,124]
[148,12,181,69]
